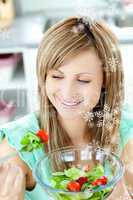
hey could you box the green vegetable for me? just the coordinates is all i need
[64,167,86,180]
[50,164,112,200]
[86,165,104,181]
[20,131,43,152]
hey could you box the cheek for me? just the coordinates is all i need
[83,84,102,109]
[90,89,101,105]
[45,79,53,98]
[45,79,59,101]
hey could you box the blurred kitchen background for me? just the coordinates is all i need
[0,0,133,124]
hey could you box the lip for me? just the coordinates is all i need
[56,96,83,107]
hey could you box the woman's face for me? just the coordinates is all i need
[45,49,103,120]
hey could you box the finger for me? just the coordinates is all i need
[0,163,25,198]
[0,164,11,195]
[13,165,26,194]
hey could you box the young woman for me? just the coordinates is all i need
[0,17,132,200]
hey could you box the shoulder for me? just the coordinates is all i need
[0,112,39,133]
[119,103,133,149]
[121,138,133,160]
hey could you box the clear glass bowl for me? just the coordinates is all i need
[33,145,124,200]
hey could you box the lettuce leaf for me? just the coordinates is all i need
[64,167,86,180]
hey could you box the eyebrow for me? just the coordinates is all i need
[52,69,94,76]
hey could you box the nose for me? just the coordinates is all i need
[60,79,79,101]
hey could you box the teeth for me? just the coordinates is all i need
[62,101,80,106]
[56,96,81,106]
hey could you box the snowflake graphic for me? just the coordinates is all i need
[107,56,120,72]
[71,24,84,34]
[104,104,110,112]
[86,111,94,121]
[105,122,113,131]
[79,111,94,122]
[96,120,103,127]
[79,104,120,129]
[94,111,103,119]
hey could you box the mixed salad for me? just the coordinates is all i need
[50,164,112,200]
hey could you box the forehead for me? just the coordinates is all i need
[55,49,103,75]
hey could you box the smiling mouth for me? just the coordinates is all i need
[62,101,81,106]
[56,97,83,107]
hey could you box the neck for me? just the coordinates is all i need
[58,115,92,146]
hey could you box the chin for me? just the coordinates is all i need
[57,110,83,120]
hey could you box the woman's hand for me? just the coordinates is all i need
[121,139,133,197]
[107,178,132,200]
[108,139,133,200]
[0,163,26,200]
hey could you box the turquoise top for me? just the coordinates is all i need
[0,104,133,200]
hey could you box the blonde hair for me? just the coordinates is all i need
[37,17,124,154]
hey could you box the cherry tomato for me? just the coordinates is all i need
[37,129,49,143]
[92,179,102,186]
[67,181,81,192]
[99,176,108,185]
[92,176,108,186]
[77,176,88,187]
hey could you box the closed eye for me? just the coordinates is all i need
[51,76,91,83]
[78,80,91,83]
[52,75,63,79]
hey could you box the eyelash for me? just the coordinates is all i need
[51,75,91,83]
